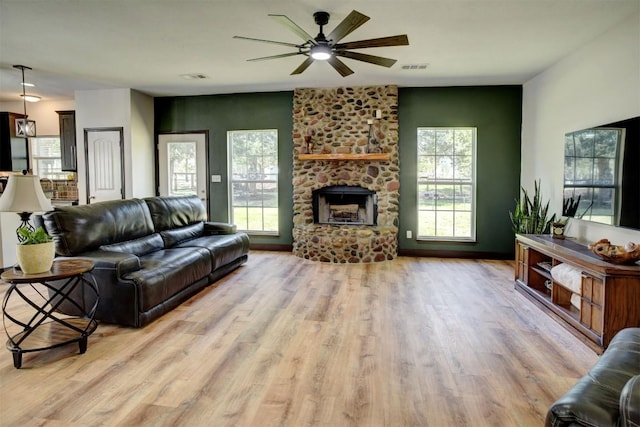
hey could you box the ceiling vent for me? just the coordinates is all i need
[400,64,428,70]
[180,73,209,80]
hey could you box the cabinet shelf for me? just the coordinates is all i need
[298,153,390,161]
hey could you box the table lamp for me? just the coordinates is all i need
[0,173,53,242]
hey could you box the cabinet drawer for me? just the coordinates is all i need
[516,244,528,282]
[579,301,603,334]
[519,244,529,264]
[580,301,592,328]
[581,273,604,305]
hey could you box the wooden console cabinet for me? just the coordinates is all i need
[515,234,640,353]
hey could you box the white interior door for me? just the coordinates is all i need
[158,133,207,205]
[85,127,124,204]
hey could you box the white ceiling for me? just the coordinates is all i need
[1,0,638,102]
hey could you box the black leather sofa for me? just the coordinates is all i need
[38,195,249,327]
[545,327,640,427]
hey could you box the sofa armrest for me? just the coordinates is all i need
[204,221,237,235]
[620,375,640,427]
[61,250,141,277]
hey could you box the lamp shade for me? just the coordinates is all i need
[0,174,52,213]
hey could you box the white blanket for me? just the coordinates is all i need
[551,263,582,309]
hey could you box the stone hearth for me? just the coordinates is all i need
[292,86,400,263]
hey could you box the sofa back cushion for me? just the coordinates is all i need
[144,195,207,231]
[41,198,155,256]
[160,222,204,248]
[100,233,164,256]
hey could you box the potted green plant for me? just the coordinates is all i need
[509,180,557,235]
[16,226,55,274]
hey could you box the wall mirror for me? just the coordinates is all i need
[563,116,639,230]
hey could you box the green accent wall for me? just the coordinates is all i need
[398,86,522,257]
[155,86,522,256]
[155,91,294,246]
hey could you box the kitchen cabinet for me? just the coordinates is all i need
[0,112,29,172]
[57,110,77,171]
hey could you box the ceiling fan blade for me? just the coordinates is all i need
[269,14,315,44]
[233,35,300,48]
[247,52,302,62]
[336,51,397,68]
[327,56,354,77]
[327,10,370,44]
[334,34,409,50]
[291,57,315,75]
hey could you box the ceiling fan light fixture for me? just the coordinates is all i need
[310,44,332,60]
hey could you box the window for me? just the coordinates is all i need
[417,127,476,241]
[30,137,67,180]
[228,130,279,234]
[563,128,623,225]
[168,141,197,196]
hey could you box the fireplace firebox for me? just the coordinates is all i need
[312,185,377,225]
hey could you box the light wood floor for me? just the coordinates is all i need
[0,251,598,427]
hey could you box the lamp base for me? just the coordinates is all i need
[16,212,34,243]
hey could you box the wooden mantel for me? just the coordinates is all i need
[298,153,390,161]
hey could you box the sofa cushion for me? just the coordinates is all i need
[160,223,204,248]
[177,233,250,270]
[122,247,211,312]
[42,198,154,256]
[144,195,206,231]
[100,233,164,256]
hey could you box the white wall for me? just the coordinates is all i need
[522,12,640,243]
[130,90,155,197]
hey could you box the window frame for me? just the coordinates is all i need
[416,127,477,242]
[227,129,279,235]
[563,127,623,225]
[30,135,67,180]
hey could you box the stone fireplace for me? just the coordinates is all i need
[292,85,399,263]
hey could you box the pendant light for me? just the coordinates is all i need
[13,65,38,138]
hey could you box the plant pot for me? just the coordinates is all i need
[16,241,55,274]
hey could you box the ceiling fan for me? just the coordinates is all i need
[233,10,409,77]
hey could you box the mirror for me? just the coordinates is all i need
[563,116,639,230]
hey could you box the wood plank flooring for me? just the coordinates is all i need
[0,252,598,426]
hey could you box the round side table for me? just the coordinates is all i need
[1,259,99,368]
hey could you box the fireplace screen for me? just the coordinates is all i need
[313,186,377,225]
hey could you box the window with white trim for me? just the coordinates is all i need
[417,127,476,241]
[30,136,67,180]
[228,129,279,234]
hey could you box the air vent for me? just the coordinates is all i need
[180,73,209,80]
[400,64,428,70]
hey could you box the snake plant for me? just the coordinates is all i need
[509,180,556,234]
